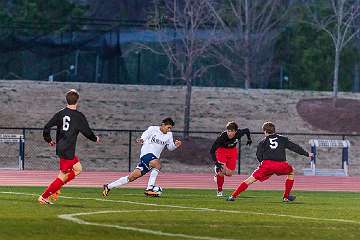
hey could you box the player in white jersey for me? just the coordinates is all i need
[102,118,182,197]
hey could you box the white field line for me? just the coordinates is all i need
[58,209,343,232]
[1,191,360,225]
[59,210,236,240]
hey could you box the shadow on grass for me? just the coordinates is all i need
[54,203,88,208]
[267,201,305,205]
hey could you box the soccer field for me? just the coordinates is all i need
[0,187,359,240]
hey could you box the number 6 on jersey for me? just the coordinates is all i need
[63,116,71,131]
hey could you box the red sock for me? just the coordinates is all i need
[64,170,76,184]
[217,175,225,191]
[232,182,248,198]
[283,179,294,198]
[42,178,64,199]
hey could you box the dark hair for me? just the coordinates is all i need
[162,117,175,126]
[262,121,275,134]
[66,89,79,105]
[226,121,238,131]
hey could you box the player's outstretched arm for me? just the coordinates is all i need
[43,113,58,144]
[239,128,252,145]
[210,134,224,163]
[256,141,264,162]
[167,137,180,151]
[286,139,310,157]
[79,114,97,142]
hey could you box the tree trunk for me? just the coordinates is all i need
[244,56,251,89]
[183,78,192,139]
[333,48,340,99]
[353,62,359,92]
[244,0,251,89]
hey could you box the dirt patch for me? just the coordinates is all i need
[297,98,360,133]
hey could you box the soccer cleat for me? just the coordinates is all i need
[144,190,161,197]
[102,184,111,197]
[145,185,155,191]
[38,195,53,205]
[217,191,223,197]
[226,195,236,201]
[50,190,61,202]
[283,195,296,202]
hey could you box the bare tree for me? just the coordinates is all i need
[304,0,360,99]
[207,0,291,89]
[150,0,218,137]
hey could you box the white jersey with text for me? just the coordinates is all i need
[140,126,177,158]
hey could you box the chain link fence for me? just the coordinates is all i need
[1,128,359,175]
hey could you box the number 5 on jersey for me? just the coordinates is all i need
[269,137,278,149]
[63,116,71,131]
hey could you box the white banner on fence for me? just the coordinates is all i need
[0,134,24,143]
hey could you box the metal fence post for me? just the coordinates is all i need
[19,136,25,170]
[128,131,132,172]
[21,128,25,170]
[18,136,22,170]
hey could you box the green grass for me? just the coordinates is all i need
[0,186,359,240]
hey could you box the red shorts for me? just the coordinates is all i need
[252,160,293,182]
[59,156,79,173]
[215,147,237,171]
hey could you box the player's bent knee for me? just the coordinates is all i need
[72,163,82,174]
[128,175,138,182]
[149,160,161,169]
[58,171,67,181]
[245,176,257,184]
[128,170,142,182]
[58,175,67,182]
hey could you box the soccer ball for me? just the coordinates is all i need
[152,186,163,195]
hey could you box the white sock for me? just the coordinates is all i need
[147,169,159,190]
[108,176,129,189]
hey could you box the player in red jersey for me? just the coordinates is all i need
[227,121,313,202]
[38,89,100,204]
[210,121,252,197]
